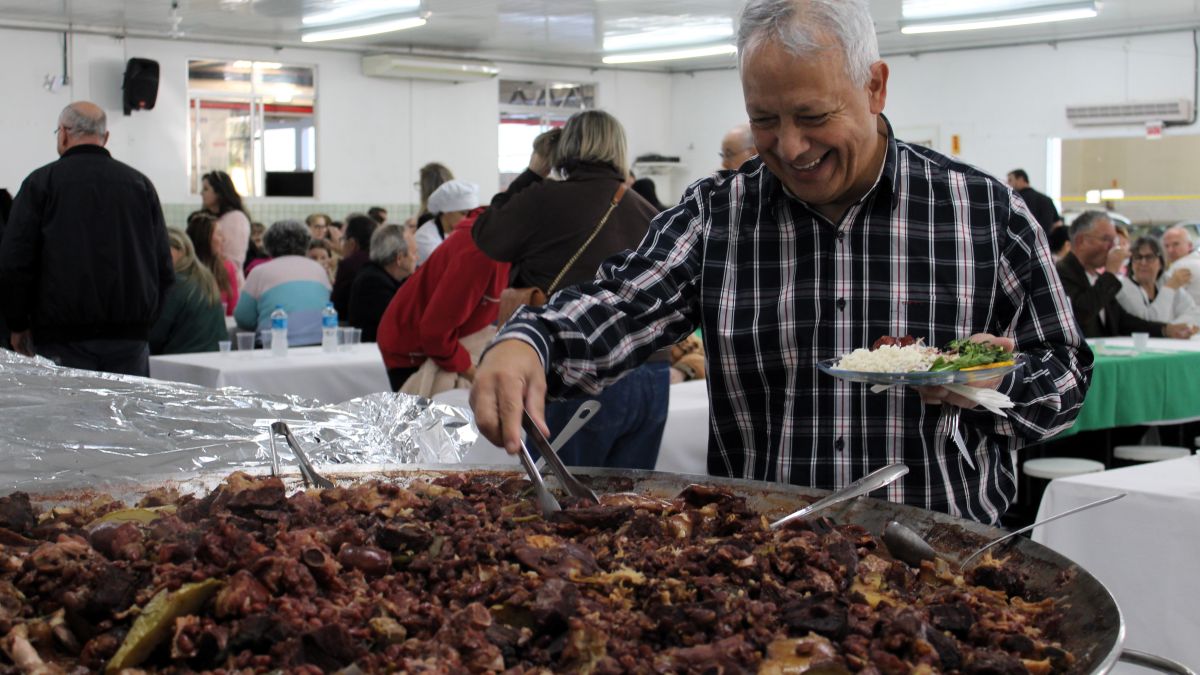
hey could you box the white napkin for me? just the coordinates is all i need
[868,383,1013,416]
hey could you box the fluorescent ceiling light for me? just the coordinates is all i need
[1100,188,1125,200]
[903,0,1082,20]
[1085,189,1101,204]
[302,16,426,43]
[603,20,733,52]
[602,43,736,65]
[303,0,422,27]
[234,60,282,70]
[901,1,1097,34]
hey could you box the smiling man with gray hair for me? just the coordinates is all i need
[469,0,1090,524]
[0,101,173,376]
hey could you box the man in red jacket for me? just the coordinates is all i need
[376,202,509,392]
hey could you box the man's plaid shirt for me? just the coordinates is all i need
[501,121,1092,524]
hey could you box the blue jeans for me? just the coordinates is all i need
[542,361,669,470]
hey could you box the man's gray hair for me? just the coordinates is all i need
[1068,210,1110,241]
[737,0,880,87]
[59,103,106,138]
[264,219,311,258]
[369,224,409,266]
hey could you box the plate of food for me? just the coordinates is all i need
[818,335,1023,386]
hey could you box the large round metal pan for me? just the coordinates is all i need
[23,464,1125,674]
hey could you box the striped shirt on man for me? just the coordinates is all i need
[499,118,1092,525]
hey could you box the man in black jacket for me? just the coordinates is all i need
[1007,169,1061,234]
[0,101,173,376]
[348,224,417,342]
[1056,210,1196,339]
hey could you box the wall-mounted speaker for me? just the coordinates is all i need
[122,58,159,116]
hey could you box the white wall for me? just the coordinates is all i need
[0,27,671,213]
[5,27,1195,221]
[666,32,1200,217]
[0,28,499,208]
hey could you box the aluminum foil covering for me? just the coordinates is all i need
[0,349,478,493]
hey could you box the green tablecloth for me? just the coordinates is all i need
[1059,349,1200,437]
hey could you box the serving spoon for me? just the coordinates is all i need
[769,463,910,530]
[882,492,1126,570]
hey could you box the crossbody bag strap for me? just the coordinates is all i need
[546,182,628,295]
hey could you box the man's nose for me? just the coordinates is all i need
[773,122,811,161]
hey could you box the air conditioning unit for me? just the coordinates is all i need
[1066,99,1193,126]
[362,54,499,82]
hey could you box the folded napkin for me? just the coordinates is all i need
[868,383,1013,416]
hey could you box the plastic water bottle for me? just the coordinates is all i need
[270,305,288,357]
[321,302,339,353]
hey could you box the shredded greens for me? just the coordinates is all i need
[928,338,1014,372]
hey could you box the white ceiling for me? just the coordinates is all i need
[0,0,1198,71]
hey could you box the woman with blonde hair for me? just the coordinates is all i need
[471,109,669,470]
[186,211,240,316]
[148,228,227,354]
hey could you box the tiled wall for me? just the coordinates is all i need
[161,202,418,230]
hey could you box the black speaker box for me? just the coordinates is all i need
[122,58,159,115]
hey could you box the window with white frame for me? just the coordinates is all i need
[187,59,317,198]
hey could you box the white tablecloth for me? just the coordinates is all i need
[149,344,390,404]
[1089,336,1200,353]
[432,381,711,473]
[1033,455,1200,671]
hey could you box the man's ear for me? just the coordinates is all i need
[866,61,889,115]
[101,131,111,147]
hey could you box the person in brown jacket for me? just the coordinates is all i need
[473,110,669,470]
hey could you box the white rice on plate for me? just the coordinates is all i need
[834,344,939,373]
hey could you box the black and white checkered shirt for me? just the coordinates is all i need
[501,121,1092,524]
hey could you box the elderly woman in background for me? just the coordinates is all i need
[1117,236,1200,326]
[349,224,417,342]
[186,211,240,316]
[415,181,480,265]
[405,162,454,229]
[200,170,252,280]
[149,228,227,355]
[471,110,668,471]
[234,220,331,346]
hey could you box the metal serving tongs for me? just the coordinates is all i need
[769,463,910,530]
[516,438,562,518]
[523,407,600,504]
[269,421,336,489]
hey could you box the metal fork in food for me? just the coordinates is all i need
[270,421,336,489]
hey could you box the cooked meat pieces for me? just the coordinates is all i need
[0,473,1075,674]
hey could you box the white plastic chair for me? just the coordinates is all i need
[1022,457,1106,480]
[1113,445,1191,463]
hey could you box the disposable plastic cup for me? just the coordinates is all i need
[218,340,232,353]
[236,331,255,352]
[1132,332,1149,355]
